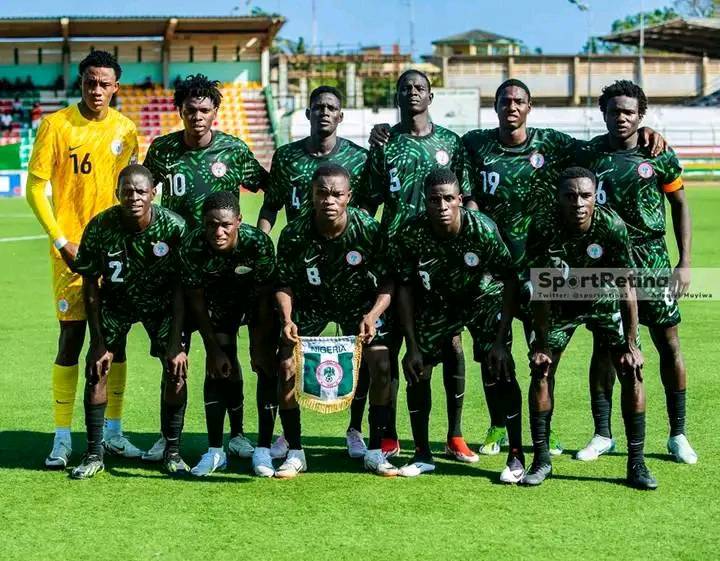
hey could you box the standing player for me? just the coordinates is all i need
[274,164,396,478]
[257,85,371,459]
[26,50,142,468]
[70,165,188,479]
[143,74,268,231]
[460,79,667,457]
[574,80,696,464]
[394,168,524,481]
[522,167,656,490]
[258,85,367,230]
[142,74,269,461]
[180,191,278,477]
[356,69,477,463]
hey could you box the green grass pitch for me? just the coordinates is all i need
[0,187,718,561]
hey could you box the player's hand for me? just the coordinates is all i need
[368,123,391,147]
[87,345,113,385]
[281,320,299,345]
[619,346,644,382]
[206,345,232,379]
[401,345,424,385]
[671,264,691,299]
[489,343,516,382]
[529,351,552,378]
[638,127,667,157]
[358,314,378,344]
[59,241,79,270]
[166,349,188,382]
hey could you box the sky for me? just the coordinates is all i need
[3,0,674,57]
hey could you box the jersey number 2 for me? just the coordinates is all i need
[108,261,124,283]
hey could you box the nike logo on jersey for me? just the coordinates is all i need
[387,154,402,165]
[167,161,183,169]
[107,249,123,256]
[68,144,84,152]
[290,175,304,183]
[304,255,319,263]
[418,258,437,267]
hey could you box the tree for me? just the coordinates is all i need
[673,0,715,16]
[582,7,679,54]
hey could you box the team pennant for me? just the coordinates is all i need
[294,336,363,414]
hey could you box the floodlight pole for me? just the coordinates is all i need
[638,0,645,88]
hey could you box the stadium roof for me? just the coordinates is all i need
[0,16,285,40]
[432,29,521,45]
[600,17,720,58]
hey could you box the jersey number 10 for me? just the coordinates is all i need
[166,173,187,196]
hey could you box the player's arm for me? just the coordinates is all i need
[359,278,393,345]
[237,142,270,193]
[257,150,285,234]
[248,234,278,375]
[368,123,391,147]
[82,276,113,382]
[454,139,478,211]
[354,149,384,216]
[665,180,692,298]
[25,119,77,266]
[275,288,298,344]
[166,283,189,382]
[397,283,423,384]
[525,219,553,377]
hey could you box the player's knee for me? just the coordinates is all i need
[656,330,682,361]
[279,357,295,381]
[56,322,86,364]
[370,360,391,388]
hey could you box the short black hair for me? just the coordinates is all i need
[424,167,459,194]
[118,164,154,187]
[598,79,648,117]
[396,69,431,92]
[312,163,350,185]
[174,74,222,109]
[309,85,342,107]
[79,50,122,80]
[494,79,531,106]
[202,190,240,217]
[558,166,597,191]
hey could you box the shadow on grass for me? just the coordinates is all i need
[0,431,499,482]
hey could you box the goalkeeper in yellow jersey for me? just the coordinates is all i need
[26,50,142,468]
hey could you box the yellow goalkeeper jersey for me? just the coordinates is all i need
[28,104,138,243]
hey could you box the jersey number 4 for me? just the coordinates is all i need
[70,153,92,175]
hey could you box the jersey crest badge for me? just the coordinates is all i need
[587,243,603,259]
[435,149,450,166]
[529,152,545,169]
[153,241,170,257]
[211,161,227,178]
[235,265,253,275]
[57,299,69,313]
[464,252,480,267]
[637,162,654,179]
[111,140,124,156]
[346,250,363,266]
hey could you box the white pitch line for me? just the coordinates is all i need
[0,235,45,243]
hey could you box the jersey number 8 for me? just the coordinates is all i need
[306,267,321,285]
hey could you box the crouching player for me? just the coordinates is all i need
[522,167,656,490]
[274,163,396,478]
[394,168,523,479]
[180,191,279,476]
[70,165,189,479]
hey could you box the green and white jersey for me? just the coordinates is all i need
[462,127,578,265]
[574,134,683,244]
[276,206,388,322]
[75,205,186,318]
[394,208,513,313]
[180,223,276,319]
[355,123,471,238]
[263,137,368,223]
[143,130,268,229]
